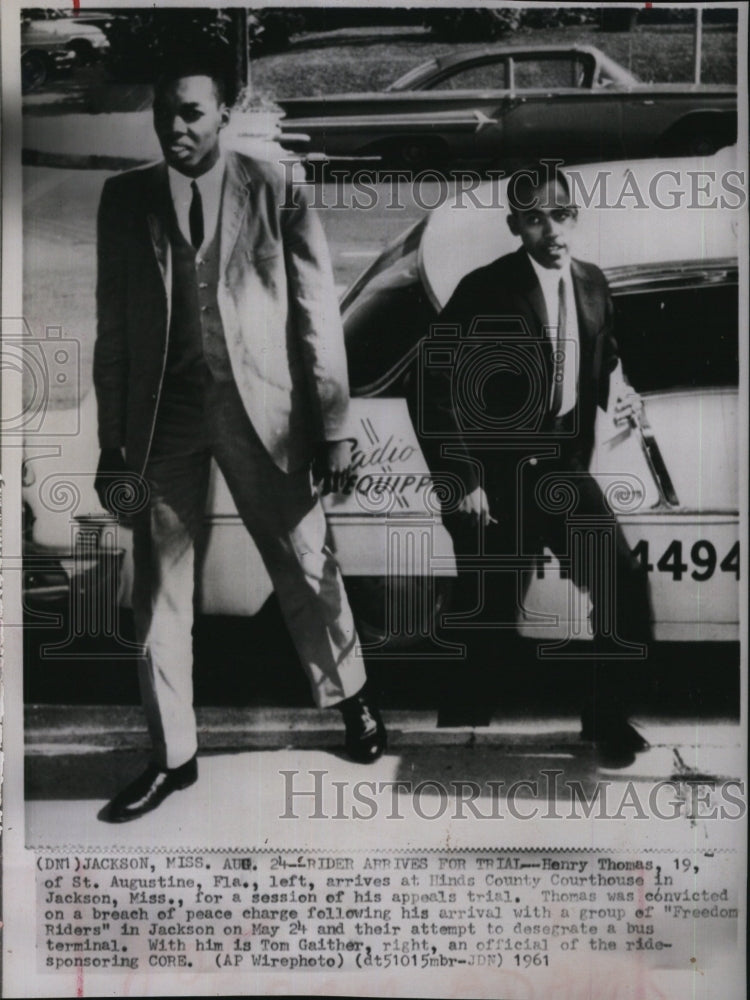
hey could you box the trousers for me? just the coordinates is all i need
[441,449,653,722]
[132,376,366,768]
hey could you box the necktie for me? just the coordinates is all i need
[189,180,204,250]
[550,276,566,416]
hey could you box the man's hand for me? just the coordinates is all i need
[458,485,497,527]
[94,447,129,516]
[613,390,645,428]
[314,439,355,495]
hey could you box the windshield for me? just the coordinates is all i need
[342,221,431,395]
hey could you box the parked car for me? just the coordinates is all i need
[277,44,736,168]
[21,10,109,67]
[20,16,76,92]
[22,150,740,653]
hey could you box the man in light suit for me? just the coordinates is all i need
[94,59,385,822]
[421,163,653,759]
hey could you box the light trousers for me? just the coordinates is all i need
[132,377,366,768]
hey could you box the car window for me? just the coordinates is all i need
[511,56,587,89]
[387,59,440,92]
[433,59,508,90]
[613,281,738,393]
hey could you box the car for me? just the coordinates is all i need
[21,150,741,657]
[21,10,109,68]
[21,18,76,93]
[277,44,736,168]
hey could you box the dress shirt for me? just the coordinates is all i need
[168,153,225,254]
[527,252,579,416]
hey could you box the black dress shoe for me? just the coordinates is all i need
[99,756,198,823]
[339,691,386,763]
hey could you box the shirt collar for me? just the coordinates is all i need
[167,150,226,199]
[526,251,572,291]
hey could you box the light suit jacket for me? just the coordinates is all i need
[94,152,350,474]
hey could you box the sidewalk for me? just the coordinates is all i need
[25,707,744,849]
[23,107,289,169]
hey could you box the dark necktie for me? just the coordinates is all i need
[189,180,204,250]
[550,276,566,416]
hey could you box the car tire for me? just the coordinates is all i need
[346,575,453,650]
[684,133,722,157]
[656,119,734,158]
[21,51,48,93]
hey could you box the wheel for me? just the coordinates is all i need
[656,120,733,158]
[21,51,48,93]
[685,133,721,157]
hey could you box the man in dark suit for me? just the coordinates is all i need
[93,58,385,823]
[421,163,652,758]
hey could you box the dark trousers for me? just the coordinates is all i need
[439,449,653,726]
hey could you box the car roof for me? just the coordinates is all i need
[392,44,638,86]
[420,148,741,310]
[431,43,609,71]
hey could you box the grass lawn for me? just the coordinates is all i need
[250,23,737,99]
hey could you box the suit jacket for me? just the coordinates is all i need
[94,152,350,474]
[420,247,618,493]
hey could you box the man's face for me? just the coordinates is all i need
[507,179,578,269]
[153,75,229,176]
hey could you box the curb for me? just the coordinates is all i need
[25,705,588,753]
[25,705,737,757]
[22,148,149,170]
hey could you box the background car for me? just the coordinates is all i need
[21,15,76,92]
[21,9,109,67]
[22,150,740,658]
[277,44,736,167]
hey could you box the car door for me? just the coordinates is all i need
[519,268,739,642]
[394,54,514,160]
[499,52,627,162]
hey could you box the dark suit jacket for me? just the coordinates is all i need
[420,247,619,495]
[94,152,350,475]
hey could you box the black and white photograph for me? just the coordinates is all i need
[1,1,747,996]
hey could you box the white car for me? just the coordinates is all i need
[21,10,109,67]
[22,150,741,654]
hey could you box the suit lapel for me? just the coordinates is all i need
[219,153,251,275]
[144,155,253,284]
[145,163,171,287]
[512,248,549,331]
[145,165,170,277]
[570,258,600,345]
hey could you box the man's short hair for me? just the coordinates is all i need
[507,161,573,214]
[153,54,233,107]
